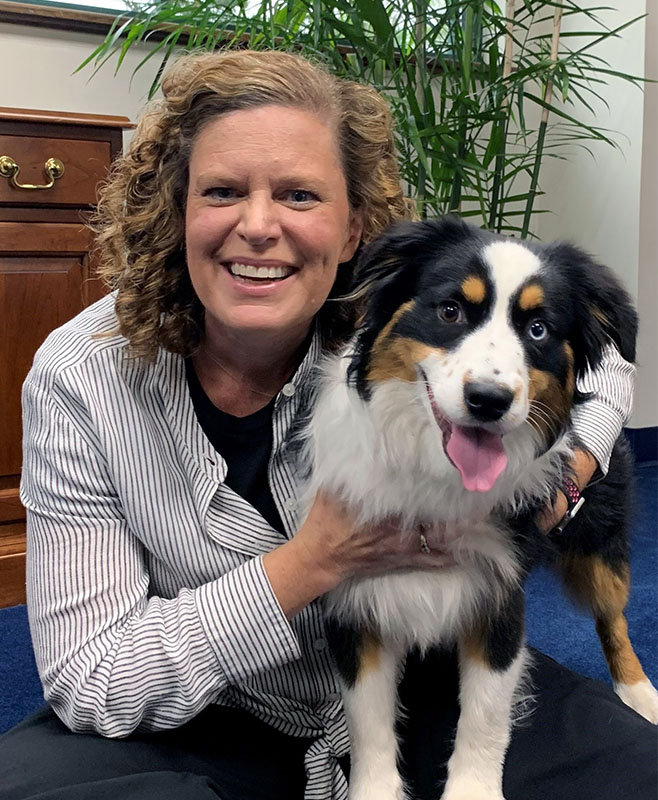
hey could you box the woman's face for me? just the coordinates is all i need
[185,104,363,346]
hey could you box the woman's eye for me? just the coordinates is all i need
[438,301,464,324]
[205,187,237,201]
[527,318,549,342]
[284,189,318,204]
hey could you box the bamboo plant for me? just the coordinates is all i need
[79,0,645,237]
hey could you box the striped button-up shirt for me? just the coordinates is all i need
[20,293,634,799]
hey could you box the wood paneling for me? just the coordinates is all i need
[0,109,131,608]
[1,252,90,476]
[0,523,29,608]
[0,488,25,524]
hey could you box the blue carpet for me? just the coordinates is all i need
[1,465,656,735]
[0,602,43,734]
[526,463,657,684]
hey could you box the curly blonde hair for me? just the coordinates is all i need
[93,49,412,359]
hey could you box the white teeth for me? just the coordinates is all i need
[229,263,292,280]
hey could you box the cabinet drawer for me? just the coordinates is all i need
[0,134,111,207]
[0,522,27,607]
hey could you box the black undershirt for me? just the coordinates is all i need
[185,359,285,534]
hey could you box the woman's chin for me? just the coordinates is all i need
[205,309,314,344]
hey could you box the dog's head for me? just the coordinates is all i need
[348,216,637,492]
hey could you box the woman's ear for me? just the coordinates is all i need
[339,209,364,265]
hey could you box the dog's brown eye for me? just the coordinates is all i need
[439,301,463,324]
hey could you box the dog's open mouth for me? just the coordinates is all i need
[419,370,508,493]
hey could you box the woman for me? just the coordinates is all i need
[0,50,653,800]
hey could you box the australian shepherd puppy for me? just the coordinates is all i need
[301,216,658,800]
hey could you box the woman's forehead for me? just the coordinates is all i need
[188,105,345,180]
[193,103,338,148]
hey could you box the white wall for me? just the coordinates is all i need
[534,1,646,294]
[0,22,160,133]
[532,1,656,427]
[635,0,658,428]
[1,7,655,426]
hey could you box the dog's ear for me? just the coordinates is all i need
[547,242,638,377]
[351,215,473,328]
[350,221,423,304]
[347,215,474,396]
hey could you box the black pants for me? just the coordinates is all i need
[1,649,656,800]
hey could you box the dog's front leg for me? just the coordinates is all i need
[327,619,405,800]
[443,590,527,800]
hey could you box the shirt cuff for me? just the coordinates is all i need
[195,556,301,685]
[571,399,624,477]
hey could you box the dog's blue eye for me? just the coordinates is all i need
[527,319,548,341]
[439,301,463,324]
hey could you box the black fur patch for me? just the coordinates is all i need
[479,587,526,672]
[324,617,368,688]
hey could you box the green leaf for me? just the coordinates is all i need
[75,0,646,237]
[74,15,135,73]
[405,115,431,176]
[524,90,616,146]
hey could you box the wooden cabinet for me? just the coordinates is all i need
[0,108,132,608]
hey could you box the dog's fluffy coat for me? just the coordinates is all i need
[301,217,658,800]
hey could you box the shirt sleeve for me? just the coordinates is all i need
[21,371,301,738]
[571,343,635,475]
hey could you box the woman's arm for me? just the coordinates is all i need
[537,343,635,532]
[22,375,302,738]
[264,494,456,619]
[571,343,635,475]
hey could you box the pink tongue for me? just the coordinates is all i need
[445,425,507,493]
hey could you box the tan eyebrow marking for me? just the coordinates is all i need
[519,284,545,311]
[461,276,487,304]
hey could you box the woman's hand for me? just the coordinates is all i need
[294,491,457,584]
[263,491,456,619]
[536,490,569,534]
[535,447,598,534]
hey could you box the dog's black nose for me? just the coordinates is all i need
[464,382,514,422]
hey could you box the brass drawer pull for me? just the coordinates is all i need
[0,155,65,190]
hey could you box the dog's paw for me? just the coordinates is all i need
[442,776,505,800]
[615,679,658,724]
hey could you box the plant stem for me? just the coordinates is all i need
[414,0,427,217]
[449,2,474,213]
[489,0,516,231]
[521,0,563,239]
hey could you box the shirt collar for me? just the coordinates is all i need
[158,325,324,474]
[274,325,323,410]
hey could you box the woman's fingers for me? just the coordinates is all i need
[300,492,462,579]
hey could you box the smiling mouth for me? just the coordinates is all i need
[225,262,296,283]
[417,366,508,493]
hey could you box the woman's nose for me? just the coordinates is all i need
[235,196,281,245]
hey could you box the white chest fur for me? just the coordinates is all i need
[302,349,571,648]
